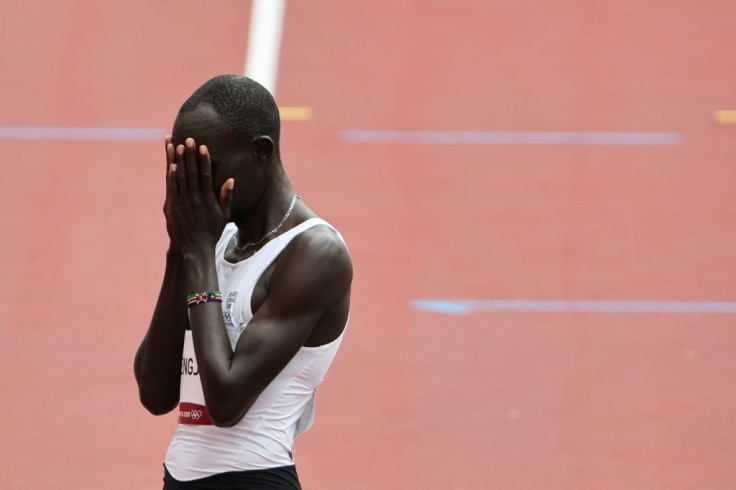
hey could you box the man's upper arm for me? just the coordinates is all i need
[214,228,351,424]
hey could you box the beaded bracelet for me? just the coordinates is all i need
[186,291,223,308]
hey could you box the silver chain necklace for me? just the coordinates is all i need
[235,194,301,252]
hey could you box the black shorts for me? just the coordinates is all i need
[163,464,301,490]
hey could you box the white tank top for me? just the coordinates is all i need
[164,218,348,481]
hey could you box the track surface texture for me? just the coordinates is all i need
[1,1,735,488]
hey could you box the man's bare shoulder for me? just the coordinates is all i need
[271,222,352,303]
[292,223,349,261]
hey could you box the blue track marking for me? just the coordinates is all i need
[341,130,683,145]
[411,299,736,315]
[0,126,166,141]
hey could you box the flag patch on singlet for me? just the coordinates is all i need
[178,402,213,425]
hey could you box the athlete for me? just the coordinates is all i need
[134,75,352,489]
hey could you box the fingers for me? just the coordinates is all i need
[185,138,201,198]
[165,135,175,174]
[171,137,216,207]
[175,143,188,199]
[198,145,216,204]
[166,162,177,201]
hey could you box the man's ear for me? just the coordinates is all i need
[251,135,274,161]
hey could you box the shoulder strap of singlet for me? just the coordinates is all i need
[278,217,343,241]
[216,223,238,257]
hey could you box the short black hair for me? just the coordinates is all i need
[179,74,280,145]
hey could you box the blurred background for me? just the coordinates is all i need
[1,1,735,488]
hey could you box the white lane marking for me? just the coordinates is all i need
[245,0,287,95]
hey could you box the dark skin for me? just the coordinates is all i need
[134,105,352,427]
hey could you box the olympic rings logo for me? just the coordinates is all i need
[190,410,203,421]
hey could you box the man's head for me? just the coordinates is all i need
[171,75,282,219]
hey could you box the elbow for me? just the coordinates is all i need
[141,396,178,416]
[207,406,244,428]
[134,365,178,415]
[205,399,252,428]
[210,416,239,428]
[138,387,179,416]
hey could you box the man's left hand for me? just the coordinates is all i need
[167,138,234,257]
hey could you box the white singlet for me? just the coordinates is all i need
[164,218,348,481]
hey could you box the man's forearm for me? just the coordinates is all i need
[183,251,234,379]
[134,246,189,415]
[182,251,243,421]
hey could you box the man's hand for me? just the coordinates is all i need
[166,137,235,257]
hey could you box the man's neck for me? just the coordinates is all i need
[234,170,296,244]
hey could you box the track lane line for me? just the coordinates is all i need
[412,299,736,315]
[0,126,165,141]
[342,130,683,145]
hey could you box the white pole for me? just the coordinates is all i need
[244,0,287,96]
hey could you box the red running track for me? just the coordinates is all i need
[1,1,735,488]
